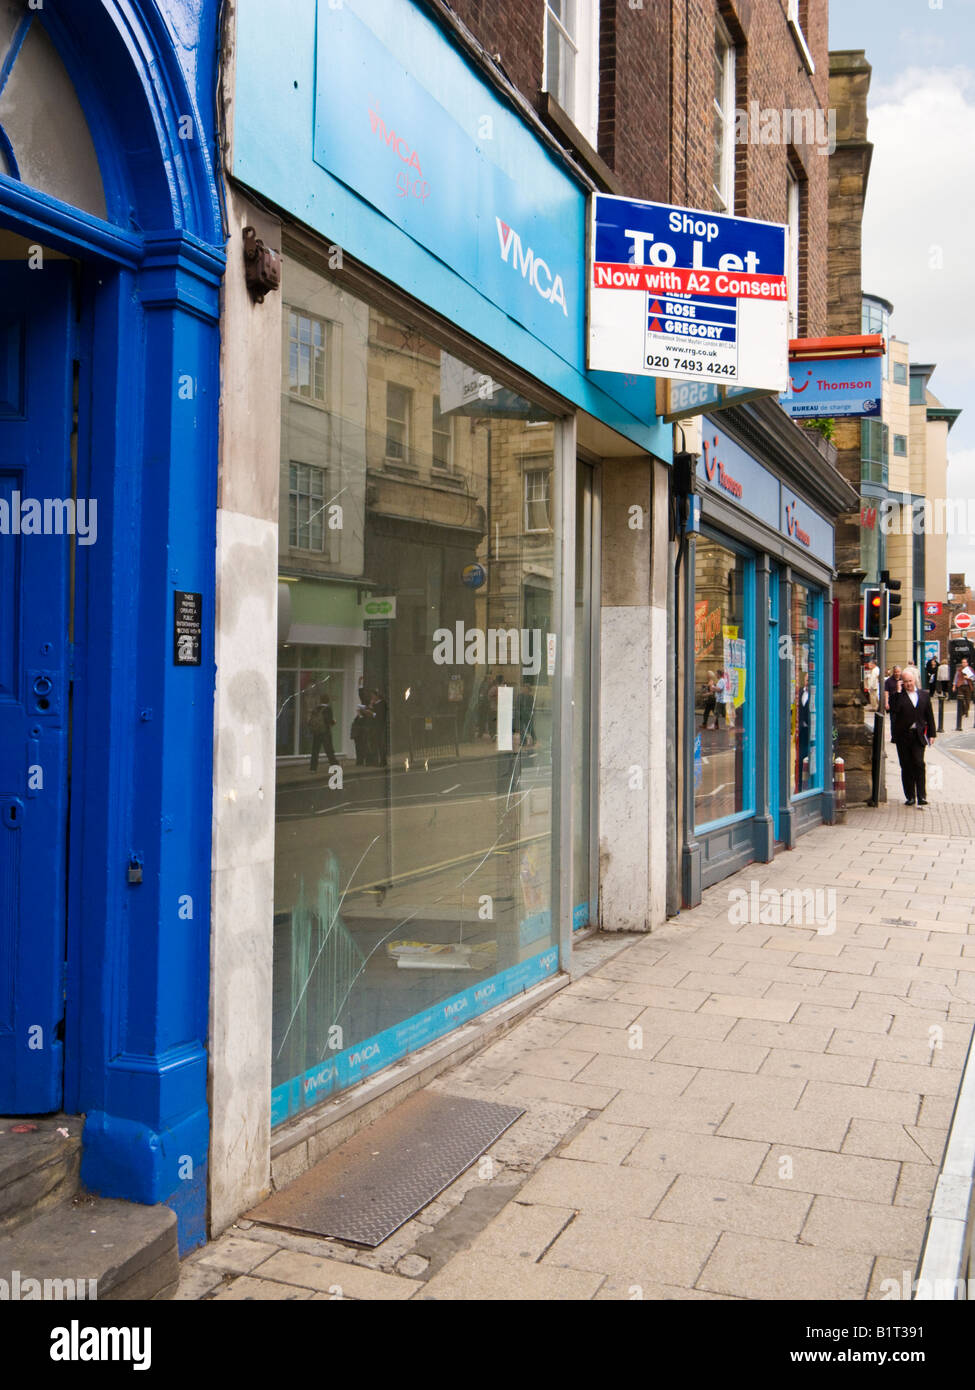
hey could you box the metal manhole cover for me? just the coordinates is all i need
[246,1091,524,1247]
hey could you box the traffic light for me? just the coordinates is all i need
[863,586,883,639]
[881,570,903,638]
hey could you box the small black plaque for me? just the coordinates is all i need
[173,590,202,666]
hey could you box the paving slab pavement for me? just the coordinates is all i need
[181,733,975,1300]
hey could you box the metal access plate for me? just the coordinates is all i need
[246,1092,525,1248]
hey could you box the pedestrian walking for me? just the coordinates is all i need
[884,664,901,717]
[701,671,718,729]
[924,654,939,694]
[953,661,973,723]
[937,657,949,697]
[863,660,880,711]
[890,665,936,806]
[308,693,337,773]
[716,669,735,728]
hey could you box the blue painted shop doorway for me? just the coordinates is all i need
[0,259,77,1113]
[0,1,225,1251]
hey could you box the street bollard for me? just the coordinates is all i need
[957,698,964,731]
[938,695,944,733]
[833,756,846,822]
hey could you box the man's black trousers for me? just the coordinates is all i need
[895,735,926,802]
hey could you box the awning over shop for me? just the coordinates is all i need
[278,577,369,647]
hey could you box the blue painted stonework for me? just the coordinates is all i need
[0,1,225,1254]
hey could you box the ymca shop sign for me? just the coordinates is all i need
[588,194,789,389]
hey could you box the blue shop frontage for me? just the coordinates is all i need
[680,399,858,905]
[0,1,224,1252]
[209,0,673,1229]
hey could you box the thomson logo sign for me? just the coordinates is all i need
[496,218,568,316]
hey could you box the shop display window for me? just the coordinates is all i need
[272,253,561,1123]
[693,536,754,828]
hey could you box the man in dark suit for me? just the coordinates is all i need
[889,665,937,806]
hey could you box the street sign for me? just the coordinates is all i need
[924,620,936,632]
[924,601,943,616]
[954,613,973,630]
[656,377,775,422]
[779,354,882,418]
[362,596,397,628]
[588,194,788,388]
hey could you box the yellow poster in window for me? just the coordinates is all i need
[722,625,747,708]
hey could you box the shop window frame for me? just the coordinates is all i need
[269,229,587,1126]
[692,526,757,834]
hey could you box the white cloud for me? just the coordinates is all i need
[861,68,975,447]
[947,447,975,583]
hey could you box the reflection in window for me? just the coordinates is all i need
[694,538,751,828]
[272,255,560,1125]
[790,583,822,795]
[289,311,327,401]
[431,394,452,471]
[385,382,412,463]
[524,466,552,533]
[289,462,328,552]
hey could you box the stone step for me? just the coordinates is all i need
[0,1194,179,1301]
[0,1115,81,1236]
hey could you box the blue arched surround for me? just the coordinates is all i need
[0,1,225,1253]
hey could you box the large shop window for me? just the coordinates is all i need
[272,254,561,1125]
[693,537,753,829]
[790,582,823,796]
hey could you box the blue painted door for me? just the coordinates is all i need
[0,262,75,1112]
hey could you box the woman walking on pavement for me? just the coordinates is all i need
[953,660,973,724]
[890,664,937,807]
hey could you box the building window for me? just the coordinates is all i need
[525,467,552,532]
[861,300,888,337]
[861,418,888,485]
[288,310,327,402]
[787,0,815,73]
[910,374,927,404]
[893,434,908,457]
[432,394,452,471]
[893,361,907,385]
[385,382,412,464]
[713,20,736,213]
[289,462,328,552]
[542,1,599,146]
[787,170,801,337]
[913,525,925,597]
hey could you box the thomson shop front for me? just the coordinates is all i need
[680,403,856,905]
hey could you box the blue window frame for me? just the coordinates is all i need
[693,529,756,832]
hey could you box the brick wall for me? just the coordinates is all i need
[449,0,828,333]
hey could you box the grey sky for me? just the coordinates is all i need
[829,0,975,580]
